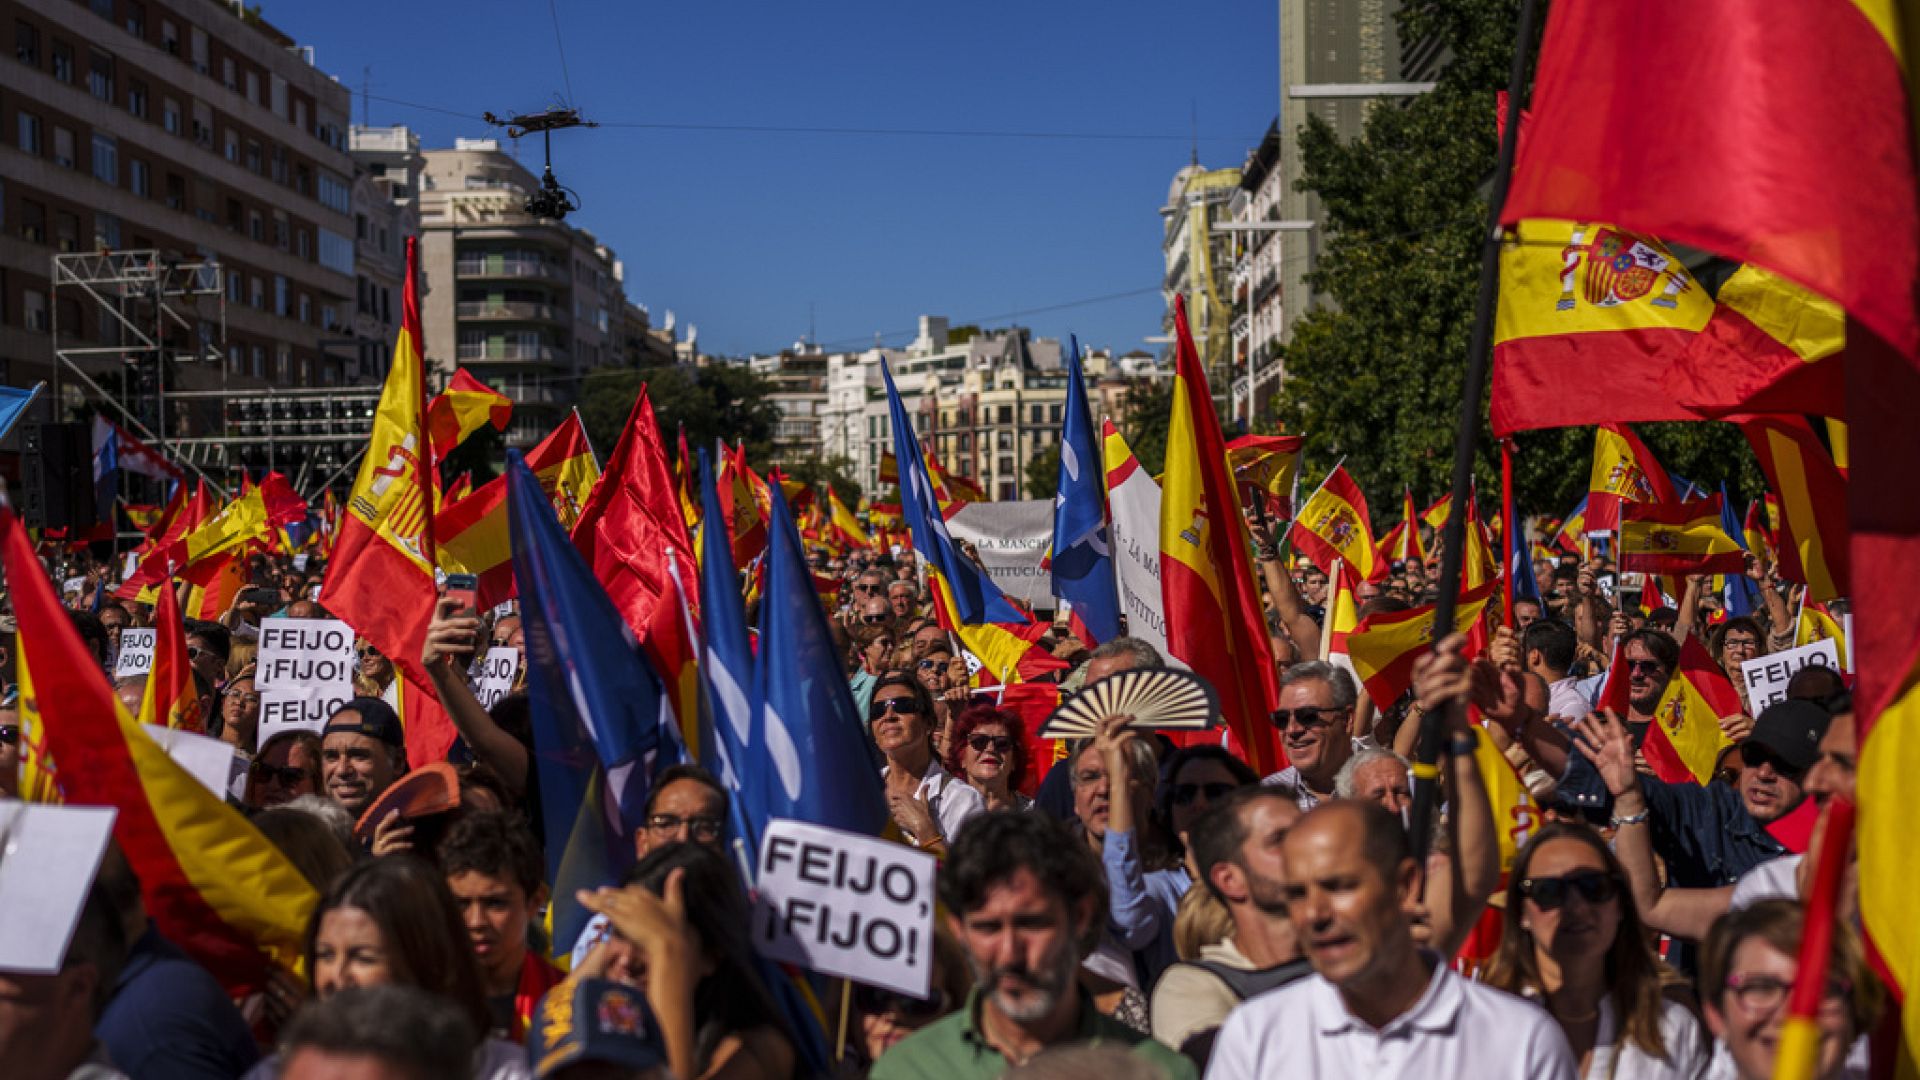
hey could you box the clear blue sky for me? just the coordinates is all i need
[284,1,1280,357]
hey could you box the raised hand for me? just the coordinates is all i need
[1571,709,1640,798]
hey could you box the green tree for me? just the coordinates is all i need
[577,363,781,469]
[1023,443,1061,500]
[1269,0,1761,517]
[1116,380,1175,477]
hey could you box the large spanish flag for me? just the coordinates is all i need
[1619,495,1747,577]
[1666,265,1847,421]
[1160,295,1280,773]
[1345,581,1495,708]
[1738,416,1851,603]
[1290,465,1385,586]
[425,367,513,460]
[1492,219,1713,436]
[4,508,317,993]
[319,236,454,766]
[1585,423,1676,533]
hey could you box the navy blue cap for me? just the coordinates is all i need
[322,696,404,748]
[528,978,667,1078]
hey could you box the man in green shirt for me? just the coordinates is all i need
[871,812,1197,1080]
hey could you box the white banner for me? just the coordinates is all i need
[1739,639,1841,712]
[473,647,518,710]
[256,618,356,741]
[752,819,937,998]
[1104,460,1181,669]
[114,628,157,679]
[944,500,1055,609]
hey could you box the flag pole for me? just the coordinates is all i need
[1412,0,1542,875]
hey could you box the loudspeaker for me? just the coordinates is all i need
[20,421,96,532]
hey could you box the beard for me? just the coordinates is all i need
[968,934,1076,1023]
[1243,863,1291,918]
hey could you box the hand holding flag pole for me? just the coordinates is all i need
[1413,0,1543,881]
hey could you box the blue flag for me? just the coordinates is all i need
[1051,337,1121,643]
[507,450,671,953]
[1507,484,1543,609]
[695,448,764,850]
[1719,483,1760,617]
[0,383,39,443]
[754,483,889,837]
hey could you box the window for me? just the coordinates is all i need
[226,271,241,302]
[17,111,40,155]
[245,70,258,103]
[298,294,310,324]
[161,98,180,135]
[129,158,149,196]
[997,431,1013,451]
[15,21,38,66]
[94,211,121,250]
[91,133,117,184]
[295,229,309,259]
[997,405,1012,424]
[89,0,112,18]
[160,18,177,55]
[293,99,306,131]
[248,210,262,242]
[125,3,145,39]
[228,345,241,374]
[23,289,47,331]
[273,275,287,316]
[18,200,46,244]
[272,215,288,251]
[87,49,113,101]
[224,130,237,162]
[321,304,338,330]
[269,145,286,183]
[221,56,235,91]
[245,139,261,174]
[319,172,351,215]
[127,80,147,118]
[317,228,353,275]
[251,345,264,379]
[54,210,79,252]
[225,198,242,231]
[52,126,74,168]
[250,277,263,309]
[50,39,71,82]
[164,172,184,210]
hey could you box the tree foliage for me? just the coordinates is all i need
[577,363,782,470]
[1116,380,1176,478]
[1270,0,1761,516]
[1023,442,1061,501]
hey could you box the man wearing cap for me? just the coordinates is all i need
[526,977,670,1080]
[319,696,408,820]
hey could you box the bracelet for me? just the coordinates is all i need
[1610,810,1649,828]
[1447,733,1479,757]
[1254,544,1279,562]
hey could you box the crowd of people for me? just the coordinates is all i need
[0,523,1878,1080]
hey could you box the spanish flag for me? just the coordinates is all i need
[443,471,473,506]
[718,441,769,568]
[1796,601,1850,671]
[1553,495,1590,555]
[1463,498,1500,591]
[1641,636,1740,787]
[1225,434,1304,519]
[3,507,318,994]
[1377,490,1426,564]
[1492,219,1713,436]
[1421,492,1452,530]
[436,411,606,609]
[1585,424,1676,533]
[1739,416,1850,603]
[137,583,204,733]
[1345,581,1496,707]
[827,488,872,551]
[1290,466,1385,586]
[1619,495,1747,576]
[124,476,298,589]
[1666,264,1846,421]
[425,367,512,460]
[1471,725,1540,875]
[1159,295,1280,773]
[674,424,700,533]
[319,236,455,766]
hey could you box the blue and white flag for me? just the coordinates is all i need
[1050,337,1120,643]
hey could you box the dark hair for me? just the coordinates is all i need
[1521,618,1578,673]
[1156,744,1259,827]
[486,692,532,750]
[645,763,731,820]
[185,620,232,663]
[67,882,129,1016]
[1623,627,1680,672]
[941,811,1103,918]
[436,810,545,900]
[1711,616,1766,660]
[1188,785,1300,905]
[1786,664,1849,710]
[280,985,477,1080]
[1481,822,1672,1060]
[869,671,938,749]
[68,611,109,665]
[623,843,790,1072]
[304,856,492,1035]
[944,705,1029,792]
[1700,899,1880,1039]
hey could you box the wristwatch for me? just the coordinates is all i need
[1609,810,1650,828]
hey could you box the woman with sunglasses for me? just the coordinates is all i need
[869,672,982,854]
[1481,823,1708,1079]
[0,686,19,799]
[246,729,323,810]
[1699,900,1879,1080]
[943,705,1031,811]
[915,641,971,758]
[1156,745,1258,865]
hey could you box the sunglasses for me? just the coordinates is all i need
[1738,742,1805,777]
[185,645,205,660]
[356,645,383,659]
[249,761,307,786]
[490,637,514,647]
[1519,869,1621,910]
[869,698,919,721]
[966,733,1012,754]
[861,614,891,625]
[0,724,17,746]
[1624,659,1666,675]
[1172,781,1236,806]
[853,584,881,594]
[1270,706,1343,730]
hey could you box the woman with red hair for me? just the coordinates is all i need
[944,705,1032,812]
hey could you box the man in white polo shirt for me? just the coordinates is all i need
[1205,801,1575,1079]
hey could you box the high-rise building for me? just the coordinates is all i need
[1160,162,1242,405]
[415,137,626,447]
[1227,123,1286,424]
[0,0,358,439]
[346,123,421,383]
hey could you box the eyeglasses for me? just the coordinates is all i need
[869,698,919,720]
[1624,659,1666,675]
[917,658,950,671]
[1738,743,1805,777]
[0,724,17,746]
[853,583,881,594]
[249,761,307,786]
[356,645,383,659]
[490,637,514,647]
[861,614,891,625]
[1724,973,1853,1016]
[1722,638,1760,652]
[1269,706,1344,730]
[644,814,724,841]
[966,733,1012,754]
[1172,781,1236,806]
[1519,869,1621,910]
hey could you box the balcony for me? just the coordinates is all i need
[455,300,563,323]
[455,343,568,366]
[455,257,568,284]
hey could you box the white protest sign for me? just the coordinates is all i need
[753,819,937,998]
[0,803,117,974]
[142,724,238,800]
[256,618,356,740]
[473,647,518,710]
[944,500,1055,609]
[1740,639,1841,711]
[1104,454,1182,670]
[114,628,158,678]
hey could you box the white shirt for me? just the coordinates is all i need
[1549,676,1595,721]
[1206,957,1576,1080]
[1581,995,1709,1080]
[881,759,983,843]
[1729,854,1801,911]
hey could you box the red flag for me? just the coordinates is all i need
[1738,415,1850,602]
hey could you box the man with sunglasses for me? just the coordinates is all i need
[1260,661,1362,811]
[0,686,19,799]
